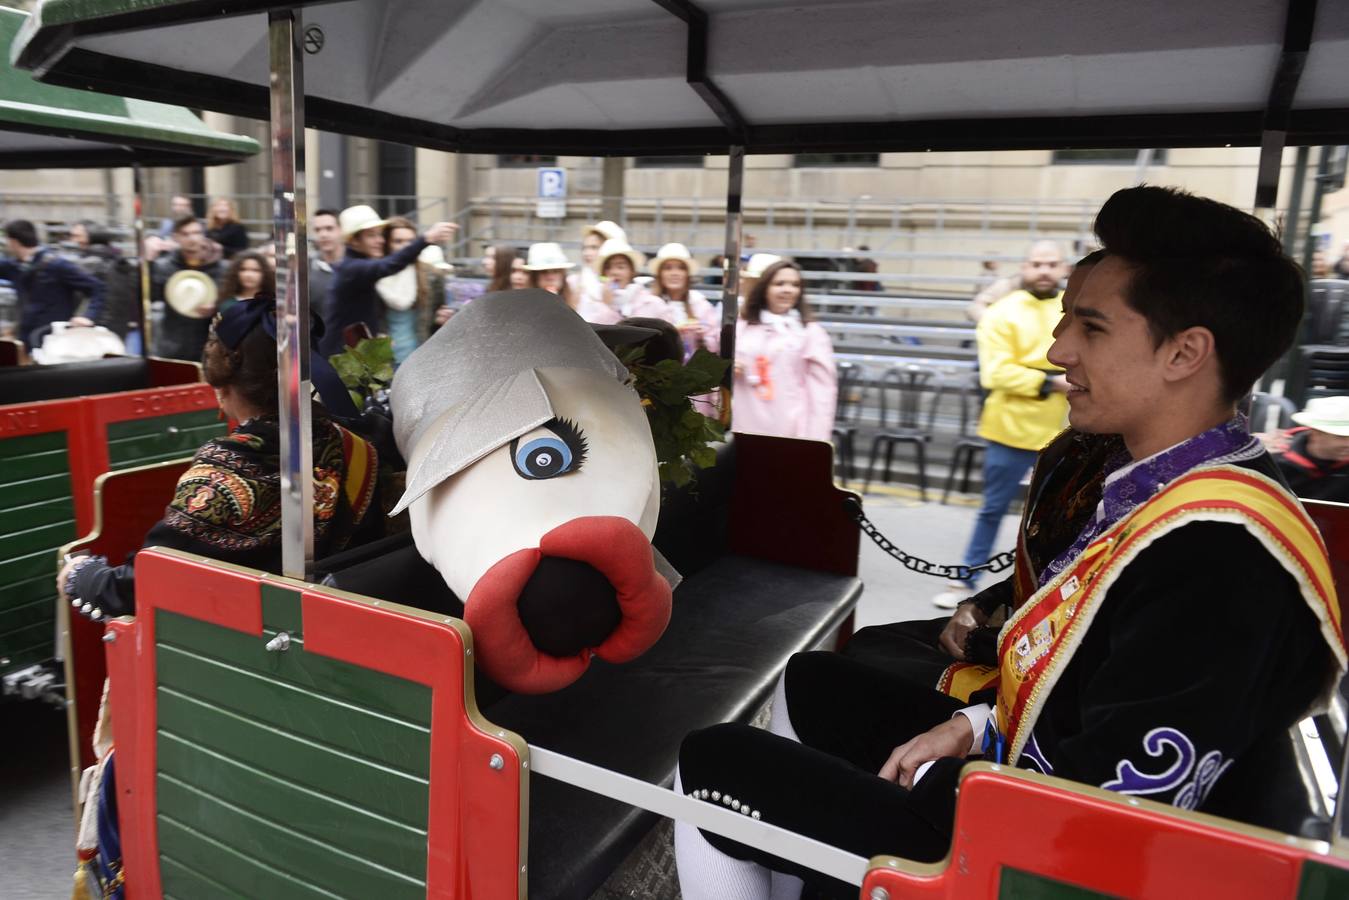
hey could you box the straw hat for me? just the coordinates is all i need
[339,204,387,239]
[164,269,219,318]
[596,237,645,274]
[650,242,699,279]
[743,253,784,280]
[583,220,627,243]
[522,242,576,271]
[1292,396,1349,436]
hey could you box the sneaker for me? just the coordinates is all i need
[931,584,974,610]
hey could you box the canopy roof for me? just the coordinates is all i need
[12,0,1349,155]
[0,7,259,168]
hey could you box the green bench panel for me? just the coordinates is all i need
[0,431,73,677]
[107,409,224,470]
[154,608,432,899]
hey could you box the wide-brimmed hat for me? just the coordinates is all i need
[583,220,627,243]
[650,242,699,280]
[1292,396,1349,436]
[523,242,576,271]
[742,252,784,280]
[596,237,645,274]
[339,204,388,239]
[164,269,218,318]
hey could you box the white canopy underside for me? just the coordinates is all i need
[20,0,1349,151]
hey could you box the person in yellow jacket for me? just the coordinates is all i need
[934,240,1069,608]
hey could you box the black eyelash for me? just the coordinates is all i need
[546,417,589,469]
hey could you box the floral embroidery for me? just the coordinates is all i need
[1100,726,1231,810]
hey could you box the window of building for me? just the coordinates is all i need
[794,153,880,167]
[1051,149,1169,165]
[634,156,705,168]
[497,154,558,167]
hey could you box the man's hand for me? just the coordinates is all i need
[68,316,94,327]
[422,222,459,244]
[939,600,988,660]
[879,716,974,787]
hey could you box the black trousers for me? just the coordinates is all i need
[679,651,967,899]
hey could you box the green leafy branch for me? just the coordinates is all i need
[330,336,395,410]
[616,345,730,488]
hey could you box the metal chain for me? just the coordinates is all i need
[843,497,1015,582]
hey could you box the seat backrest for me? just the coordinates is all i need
[878,365,935,430]
[1249,391,1297,431]
[1307,279,1349,344]
[0,355,150,404]
[834,362,864,424]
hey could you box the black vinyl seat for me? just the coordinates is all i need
[0,355,150,403]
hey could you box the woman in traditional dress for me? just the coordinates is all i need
[732,259,836,441]
[57,297,384,619]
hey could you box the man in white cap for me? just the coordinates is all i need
[319,204,456,356]
[1265,396,1349,501]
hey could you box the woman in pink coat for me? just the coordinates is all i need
[733,259,837,441]
[649,242,720,357]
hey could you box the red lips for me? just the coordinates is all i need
[463,516,672,694]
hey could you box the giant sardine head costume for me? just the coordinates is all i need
[390,289,672,693]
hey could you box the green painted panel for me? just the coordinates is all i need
[158,817,346,900]
[0,447,71,484]
[156,644,431,776]
[1297,860,1349,899]
[999,868,1117,900]
[0,430,65,459]
[0,519,77,561]
[107,411,223,470]
[156,612,432,726]
[158,734,428,880]
[0,472,72,508]
[157,688,429,827]
[0,496,75,534]
[1,573,58,607]
[0,641,52,674]
[156,775,424,900]
[261,583,303,636]
[0,546,64,591]
[0,595,54,634]
[160,854,250,900]
[154,607,433,898]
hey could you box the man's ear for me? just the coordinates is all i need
[1161,326,1217,383]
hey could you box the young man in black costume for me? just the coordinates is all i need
[674,187,1347,900]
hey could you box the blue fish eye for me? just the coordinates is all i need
[512,436,574,480]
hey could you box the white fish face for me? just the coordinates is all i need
[409,365,660,605]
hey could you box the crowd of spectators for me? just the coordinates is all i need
[3,199,1343,515]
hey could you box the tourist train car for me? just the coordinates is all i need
[0,10,259,825]
[13,0,1349,896]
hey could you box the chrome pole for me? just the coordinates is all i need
[132,164,150,355]
[269,9,313,579]
[719,144,744,393]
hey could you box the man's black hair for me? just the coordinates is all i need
[4,219,38,248]
[172,213,200,234]
[313,208,339,221]
[1093,186,1303,404]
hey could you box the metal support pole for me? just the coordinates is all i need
[269,9,314,580]
[1284,145,1310,258]
[720,145,744,395]
[1302,146,1332,274]
[132,164,151,356]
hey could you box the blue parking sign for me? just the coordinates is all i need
[538,167,566,199]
